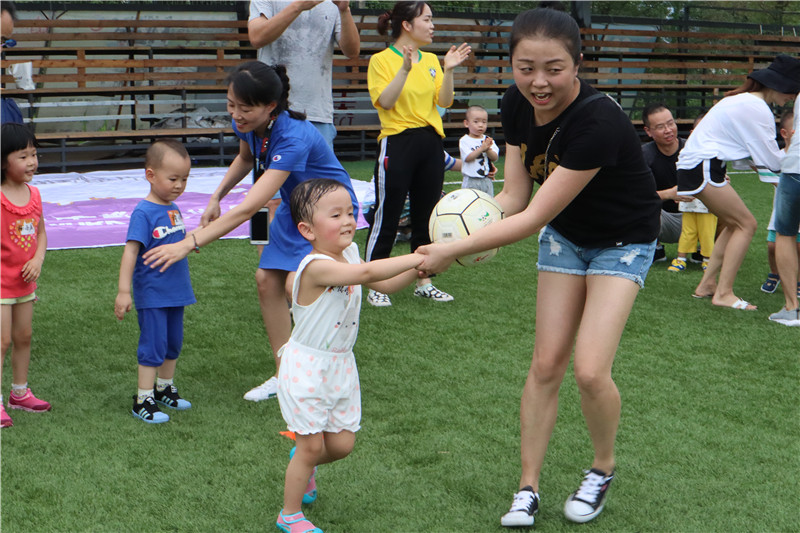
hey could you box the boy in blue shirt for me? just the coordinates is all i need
[115,139,196,423]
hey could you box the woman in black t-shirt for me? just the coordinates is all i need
[418,8,660,528]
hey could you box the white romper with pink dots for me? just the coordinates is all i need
[277,242,363,435]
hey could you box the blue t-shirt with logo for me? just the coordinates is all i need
[233,110,358,271]
[126,199,196,309]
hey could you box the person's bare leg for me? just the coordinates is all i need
[694,186,757,308]
[517,272,585,491]
[255,268,291,373]
[573,275,640,474]
[775,233,799,311]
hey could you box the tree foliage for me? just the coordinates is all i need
[359,1,800,28]
[593,1,800,28]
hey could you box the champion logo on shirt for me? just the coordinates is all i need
[152,210,186,239]
[272,155,282,162]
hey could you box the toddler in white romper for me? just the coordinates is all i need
[277,242,363,435]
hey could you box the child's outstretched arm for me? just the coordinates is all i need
[115,241,140,321]
[303,253,423,296]
[21,216,47,284]
[366,255,424,295]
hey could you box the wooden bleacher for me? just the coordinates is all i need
[2,16,798,171]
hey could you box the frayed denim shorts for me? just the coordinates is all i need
[774,173,800,237]
[536,225,656,289]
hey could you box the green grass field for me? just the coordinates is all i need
[1,161,798,532]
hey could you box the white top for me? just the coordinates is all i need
[459,134,499,179]
[677,92,785,181]
[678,197,710,214]
[289,242,362,353]
[782,96,800,174]
[249,0,342,124]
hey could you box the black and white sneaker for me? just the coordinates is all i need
[153,384,192,410]
[652,244,666,263]
[413,283,454,302]
[564,468,614,523]
[367,289,392,307]
[132,396,169,424]
[500,486,539,527]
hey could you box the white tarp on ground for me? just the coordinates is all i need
[33,167,374,250]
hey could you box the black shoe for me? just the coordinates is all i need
[501,486,539,527]
[688,251,704,264]
[132,396,169,424]
[563,468,614,523]
[153,384,192,410]
[652,245,666,263]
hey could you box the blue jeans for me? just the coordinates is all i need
[774,173,800,237]
[311,121,337,151]
[537,225,656,288]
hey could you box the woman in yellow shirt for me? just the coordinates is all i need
[365,1,470,307]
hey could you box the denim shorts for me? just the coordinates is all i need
[766,230,800,243]
[537,225,656,288]
[310,121,337,151]
[774,173,800,237]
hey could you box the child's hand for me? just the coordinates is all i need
[481,137,493,151]
[114,292,132,321]
[20,257,43,283]
[416,243,456,275]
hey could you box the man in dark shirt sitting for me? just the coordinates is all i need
[641,103,701,264]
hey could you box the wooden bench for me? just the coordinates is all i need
[3,16,798,171]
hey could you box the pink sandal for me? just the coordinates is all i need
[1,404,13,428]
[276,510,322,533]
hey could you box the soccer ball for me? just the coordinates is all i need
[428,188,504,266]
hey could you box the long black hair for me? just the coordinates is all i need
[226,61,306,121]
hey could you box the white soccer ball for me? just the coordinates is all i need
[428,188,504,266]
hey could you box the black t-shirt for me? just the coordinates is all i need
[642,138,685,213]
[501,80,660,248]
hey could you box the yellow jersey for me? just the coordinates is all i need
[367,46,451,141]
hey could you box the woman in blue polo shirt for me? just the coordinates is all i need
[143,61,358,403]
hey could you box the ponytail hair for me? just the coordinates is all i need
[376,2,428,39]
[226,61,306,121]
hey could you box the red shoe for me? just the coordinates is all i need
[8,388,51,412]
[1,404,13,428]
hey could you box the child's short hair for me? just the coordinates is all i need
[290,178,345,226]
[465,105,488,119]
[1,122,37,183]
[780,109,794,131]
[145,139,189,170]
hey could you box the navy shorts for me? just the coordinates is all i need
[136,307,184,367]
[537,225,656,289]
[676,158,727,195]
